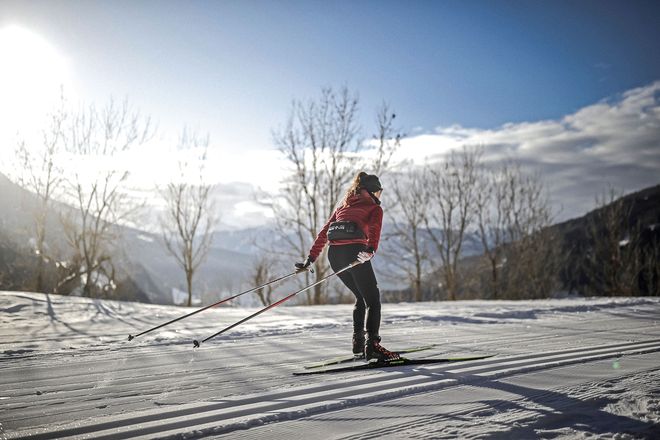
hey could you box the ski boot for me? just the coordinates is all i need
[365,336,401,363]
[352,331,366,358]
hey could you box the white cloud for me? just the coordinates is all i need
[208,182,275,231]
[393,81,660,221]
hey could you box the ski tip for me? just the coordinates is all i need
[128,334,134,341]
[193,340,200,348]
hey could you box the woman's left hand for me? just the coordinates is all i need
[357,250,374,263]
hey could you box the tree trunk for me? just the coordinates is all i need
[186,272,193,307]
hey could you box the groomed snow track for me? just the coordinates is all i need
[1,293,658,439]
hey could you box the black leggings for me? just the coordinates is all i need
[328,243,381,338]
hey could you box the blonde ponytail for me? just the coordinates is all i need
[342,171,368,207]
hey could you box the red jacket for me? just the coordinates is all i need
[309,189,383,261]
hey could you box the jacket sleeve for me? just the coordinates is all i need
[309,211,337,261]
[367,206,383,253]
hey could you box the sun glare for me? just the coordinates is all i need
[0,25,72,133]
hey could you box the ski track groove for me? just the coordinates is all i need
[333,390,556,440]
[4,333,655,419]
[8,338,660,440]
[143,342,660,439]
[334,368,660,440]
[3,321,656,426]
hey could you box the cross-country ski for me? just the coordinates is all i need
[295,354,496,375]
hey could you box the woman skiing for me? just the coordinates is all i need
[295,171,400,362]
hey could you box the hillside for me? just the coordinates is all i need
[551,183,660,295]
[1,291,658,438]
[0,172,255,305]
[3,169,659,304]
[552,183,660,246]
[432,183,660,301]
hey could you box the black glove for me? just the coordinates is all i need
[295,256,315,271]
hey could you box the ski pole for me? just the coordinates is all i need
[128,268,311,341]
[193,260,360,348]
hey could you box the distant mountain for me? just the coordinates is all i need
[0,172,155,302]
[0,172,256,304]
[119,227,256,304]
[551,184,660,240]
[0,168,492,302]
[5,167,656,304]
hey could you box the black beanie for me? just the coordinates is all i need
[360,174,383,193]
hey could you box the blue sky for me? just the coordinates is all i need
[1,0,659,226]
[2,0,659,148]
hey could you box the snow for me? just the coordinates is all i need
[136,234,154,243]
[1,291,659,439]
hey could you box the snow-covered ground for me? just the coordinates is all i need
[1,291,659,439]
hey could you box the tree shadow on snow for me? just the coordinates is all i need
[28,294,92,338]
[89,300,153,329]
[437,370,658,439]
[343,367,657,439]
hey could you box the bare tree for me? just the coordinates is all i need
[423,147,480,300]
[271,87,400,304]
[638,224,660,296]
[371,102,401,176]
[12,96,67,292]
[161,129,216,307]
[251,255,276,306]
[385,164,430,301]
[497,168,559,299]
[473,162,558,299]
[583,188,642,297]
[58,98,153,297]
[474,163,505,299]
[272,87,361,305]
